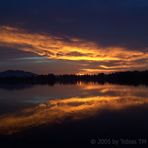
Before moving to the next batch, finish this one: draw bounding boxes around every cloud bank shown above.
[0,26,148,74]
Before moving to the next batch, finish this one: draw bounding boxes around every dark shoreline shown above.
[0,71,148,86]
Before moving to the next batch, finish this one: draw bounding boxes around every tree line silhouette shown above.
[0,70,148,86]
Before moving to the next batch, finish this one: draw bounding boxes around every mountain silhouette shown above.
[0,70,37,78]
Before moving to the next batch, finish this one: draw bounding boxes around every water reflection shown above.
[0,83,148,135]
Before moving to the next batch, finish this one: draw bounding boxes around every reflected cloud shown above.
[0,84,148,135]
[0,26,148,73]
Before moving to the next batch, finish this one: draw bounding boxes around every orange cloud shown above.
[0,26,148,73]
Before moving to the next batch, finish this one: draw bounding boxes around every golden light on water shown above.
[0,84,148,135]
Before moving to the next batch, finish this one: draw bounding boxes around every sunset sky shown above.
[0,0,148,74]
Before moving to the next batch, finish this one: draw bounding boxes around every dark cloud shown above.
[0,0,148,73]
[0,0,148,49]
[0,46,84,74]
[0,46,36,60]
[66,52,88,57]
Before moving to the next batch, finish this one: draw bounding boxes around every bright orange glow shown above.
[0,83,148,135]
[0,26,148,73]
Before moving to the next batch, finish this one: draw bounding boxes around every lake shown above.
[0,83,148,147]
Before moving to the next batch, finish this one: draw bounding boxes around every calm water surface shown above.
[0,83,148,146]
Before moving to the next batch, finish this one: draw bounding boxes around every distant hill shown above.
[0,70,38,78]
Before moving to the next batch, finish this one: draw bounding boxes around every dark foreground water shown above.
[0,83,148,147]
